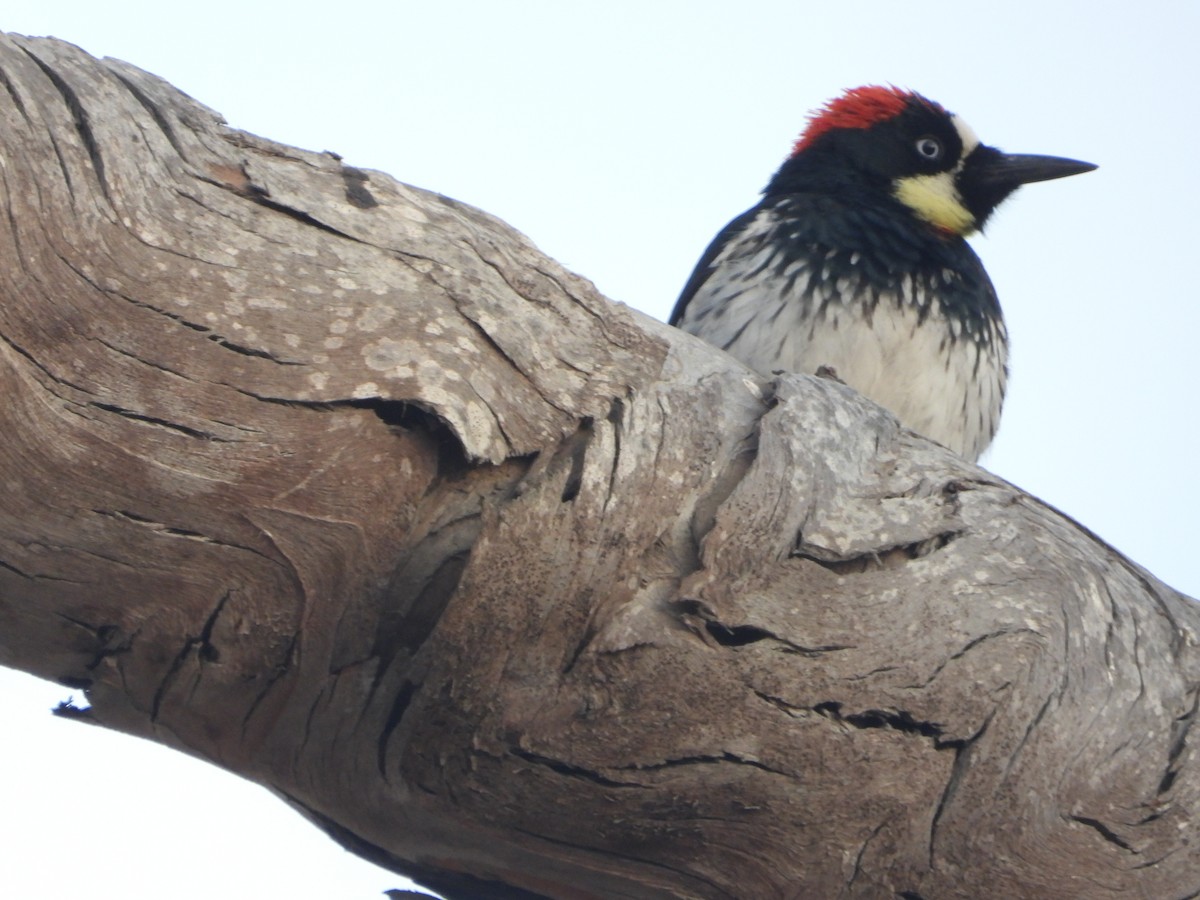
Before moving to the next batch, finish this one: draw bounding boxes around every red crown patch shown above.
[793,86,943,155]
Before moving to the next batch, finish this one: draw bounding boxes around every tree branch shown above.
[1,33,1197,898]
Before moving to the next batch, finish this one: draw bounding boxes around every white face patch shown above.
[951,115,981,156]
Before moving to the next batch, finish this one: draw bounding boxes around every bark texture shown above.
[1,33,1198,899]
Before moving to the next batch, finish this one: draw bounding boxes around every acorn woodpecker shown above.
[670,86,1095,460]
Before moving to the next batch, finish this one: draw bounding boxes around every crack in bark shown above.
[753,689,969,768]
[377,679,419,781]
[57,254,216,326]
[1127,598,1149,711]
[239,634,297,740]
[461,234,543,310]
[230,389,497,472]
[35,540,139,573]
[1003,689,1057,782]
[242,190,370,245]
[174,182,292,248]
[847,819,888,891]
[928,711,992,868]
[89,400,226,442]
[232,390,466,451]
[20,44,110,203]
[94,336,192,381]
[685,414,761,557]
[812,700,957,745]
[150,589,231,720]
[601,397,624,515]
[54,251,305,370]
[1098,577,1121,674]
[0,325,96,398]
[793,530,960,574]
[454,309,570,426]
[1159,685,1200,796]
[1070,815,1137,853]
[90,509,280,565]
[617,751,791,779]
[910,628,1037,691]
[512,748,647,788]
[0,557,82,583]
[395,553,473,656]
[0,61,30,121]
[671,598,849,655]
[557,417,593,503]
[704,618,851,655]
[433,254,602,427]
[207,333,305,365]
[107,69,186,160]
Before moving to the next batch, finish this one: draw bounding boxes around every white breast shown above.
[676,214,1007,460]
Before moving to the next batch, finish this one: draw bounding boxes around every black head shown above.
[767,86,1096,235]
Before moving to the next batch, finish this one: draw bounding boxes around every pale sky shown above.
[2,3,1197,898]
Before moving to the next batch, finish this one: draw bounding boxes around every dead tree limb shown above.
[0,33,1197,899]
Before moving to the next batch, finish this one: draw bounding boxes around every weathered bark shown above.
[1,32,1197,899]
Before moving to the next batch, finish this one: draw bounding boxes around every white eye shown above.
[915,136,943,160]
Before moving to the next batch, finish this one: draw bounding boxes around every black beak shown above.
[981,152,1098,190]
[959,147,1096,227]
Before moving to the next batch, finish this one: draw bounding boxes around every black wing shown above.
[668,206,762,326]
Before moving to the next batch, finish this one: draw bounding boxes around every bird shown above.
[669,85,1095,461]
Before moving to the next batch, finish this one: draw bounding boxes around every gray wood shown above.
[1,32,1197,899]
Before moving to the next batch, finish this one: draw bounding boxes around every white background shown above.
[1,2,1197,898]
